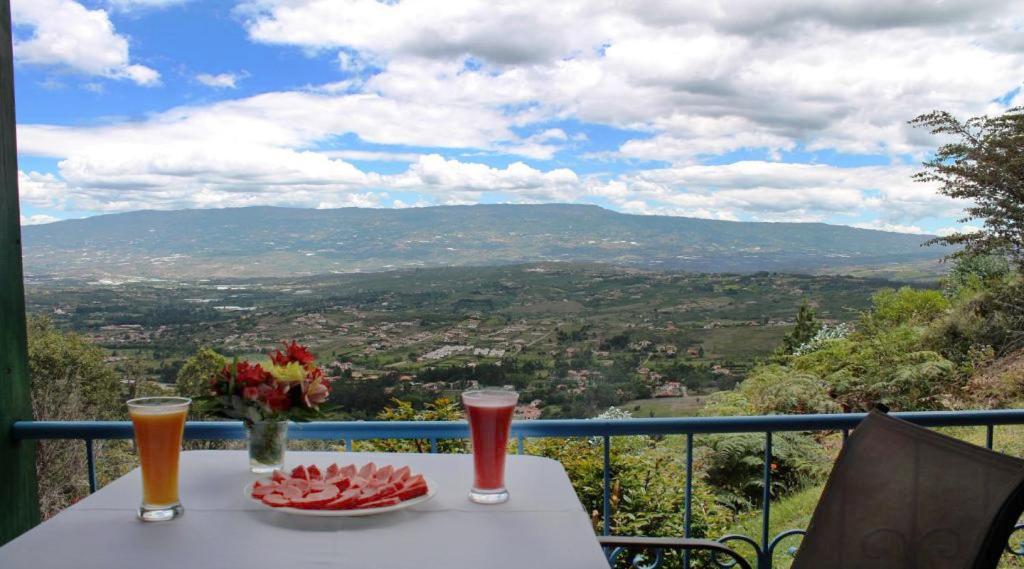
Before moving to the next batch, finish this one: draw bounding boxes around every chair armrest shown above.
[598,536,753,569]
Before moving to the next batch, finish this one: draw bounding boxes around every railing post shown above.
[683,433,693,569]
[602,435,611,536]
[0,0,40,545]
[85,440,97,494]
[761,432,773,569]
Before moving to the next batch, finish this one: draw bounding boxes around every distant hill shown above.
[20,204,948,279]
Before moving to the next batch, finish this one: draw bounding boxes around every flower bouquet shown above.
[200,341,332,472]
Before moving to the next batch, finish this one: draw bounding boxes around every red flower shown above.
[220,361,272,388]
[242,386,260,400]
[270,341,316,367]
[262,387,292,412]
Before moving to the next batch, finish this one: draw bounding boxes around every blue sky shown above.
[11,0,1024,234]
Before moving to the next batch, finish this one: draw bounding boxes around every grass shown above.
[696,327,789,360]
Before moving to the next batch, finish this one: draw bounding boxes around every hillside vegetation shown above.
[21,204,946,279]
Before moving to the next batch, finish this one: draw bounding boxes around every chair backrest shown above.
[793,411,1024,569]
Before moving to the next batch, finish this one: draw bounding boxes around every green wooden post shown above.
[0,0,40,546]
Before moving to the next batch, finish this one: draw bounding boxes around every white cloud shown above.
[239,0,1024,163]
[387,154,579,202]
[196,71,247,89]
[18,171,69,209]
[20,214,60,225]
[935,225,982,237]
[584,161,961,223]
[12,0,160,86]
[852,221,925,234]
[17,0,1022,229]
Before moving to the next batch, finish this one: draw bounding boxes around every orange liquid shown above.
[130,408,187,506]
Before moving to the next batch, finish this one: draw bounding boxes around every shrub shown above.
[698,432,830,514]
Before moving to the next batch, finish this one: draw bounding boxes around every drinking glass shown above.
[462,389,518,504]
[127,397,190,521]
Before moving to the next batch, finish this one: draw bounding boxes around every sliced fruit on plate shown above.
[306,464,323,481]
[360,496,401,509]
[325,463,340,478]
[357,462,376,479]
[391,466,411,483]
[291,486,340,509]
[252,463,430,512]
[373,465,393,482]
[251,483,277,498]
[324,475,351,492]
[262,494,291,508]
[284,478,310,493]
[325,488,362,510]
[280,485,304,501]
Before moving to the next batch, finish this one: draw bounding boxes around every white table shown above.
[0,450,610,569]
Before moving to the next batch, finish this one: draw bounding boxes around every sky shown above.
[10,0,1024,234]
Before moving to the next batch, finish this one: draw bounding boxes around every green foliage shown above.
[793,325,958,411]
[26,316,123,518]
[910,107,1024,266]
[527,434,730,560]
[927,277,1024,365]
[175,347,228,403]
[716,365,840,416]
[361,398,466,453]
[944,253,1013,298]
[861,286,949,330]
[698,432,829,513]
[780,301,821,354]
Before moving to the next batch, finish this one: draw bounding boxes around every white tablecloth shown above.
[0,450,610,569]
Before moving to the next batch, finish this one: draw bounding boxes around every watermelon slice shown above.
[339,464,357,478]
[271,470,288,483]
[357,462,377,479]
[391,466,411,483]
[251,483,278,498]
[308,479,327,492]
[262,494,291,508]
[325,475,351,492]
[396,477,427,501]
[373,465,394,482]
[325,488,362,510]
[360,496,401,509]
[290,465,310,481]
[306,465,323,481]
[280,485,304,501]
[325,463,340,478]
[291,486,340,509]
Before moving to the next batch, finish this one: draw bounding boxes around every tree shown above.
[910,107,1024,266]
[175,347,228,402]
[780,301,820,354]
[26,316,123,518]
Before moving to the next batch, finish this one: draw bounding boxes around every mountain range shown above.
[20,204,947,280]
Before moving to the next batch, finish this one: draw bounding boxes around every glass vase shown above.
[247,420,288,473]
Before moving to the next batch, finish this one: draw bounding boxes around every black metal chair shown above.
[599,411,1024,568]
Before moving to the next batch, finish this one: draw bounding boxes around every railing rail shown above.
[12,408,1024,569]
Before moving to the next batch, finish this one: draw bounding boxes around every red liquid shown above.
[466,401,515,490]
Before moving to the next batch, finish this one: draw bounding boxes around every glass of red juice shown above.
[462,389,519,504]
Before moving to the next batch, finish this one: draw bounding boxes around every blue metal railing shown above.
[12,409,1024,569]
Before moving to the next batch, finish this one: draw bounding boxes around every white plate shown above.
[245,475,436,517]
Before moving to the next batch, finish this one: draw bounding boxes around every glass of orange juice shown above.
[128,397,190,522]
